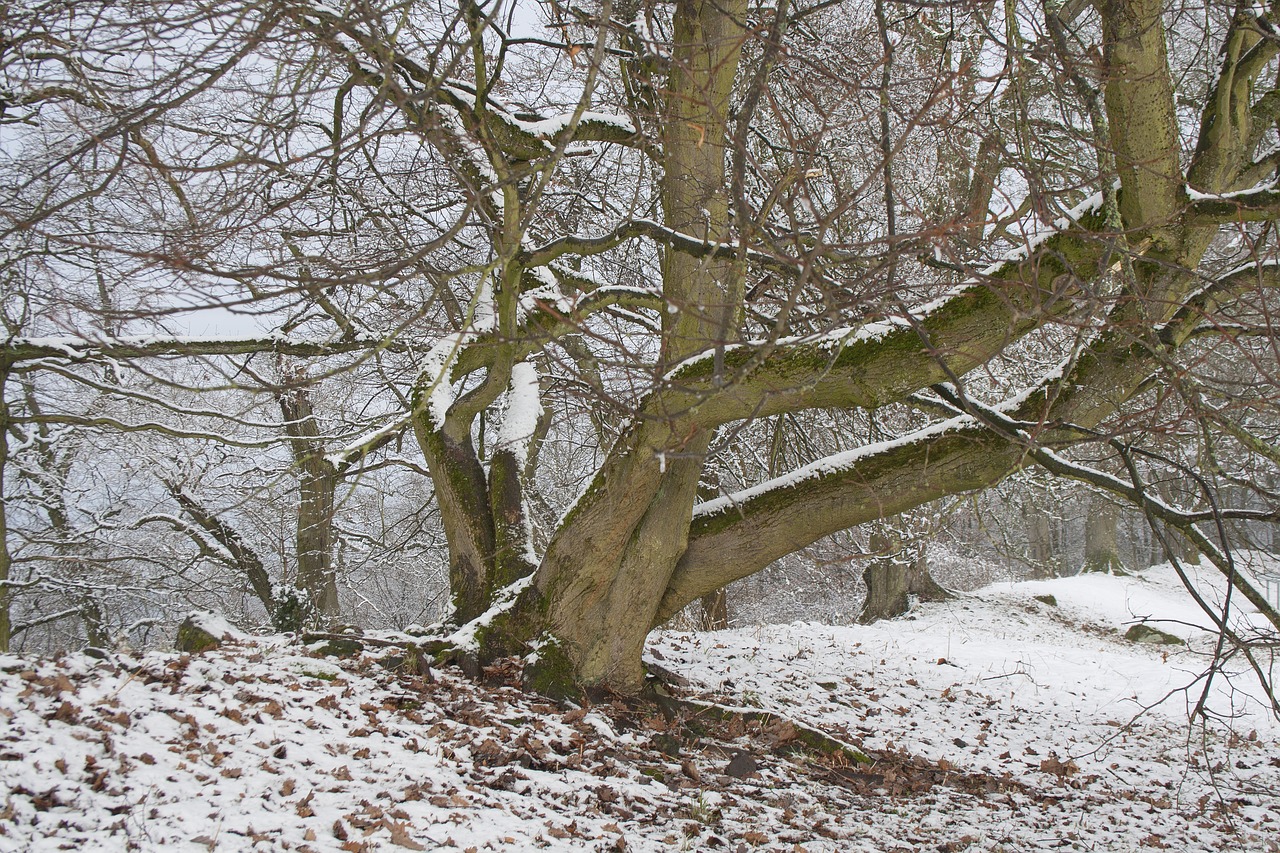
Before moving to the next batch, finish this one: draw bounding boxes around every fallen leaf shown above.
[383,819,426,850]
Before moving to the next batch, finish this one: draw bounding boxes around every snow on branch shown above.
[323,413,413,472]
[1,333,407,367]
[1187,182,1280,223]
[693,415,976,521]
[493,361,542,459]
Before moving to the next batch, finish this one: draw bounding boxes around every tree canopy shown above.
[2,0,1280,696]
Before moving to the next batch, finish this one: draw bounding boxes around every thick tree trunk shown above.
[533,424,713,692]
[1083,497,1126,574]
[510,0,749,694]
[858,529,947,623]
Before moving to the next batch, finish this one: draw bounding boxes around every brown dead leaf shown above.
[295,790,315,818]
[52,701,79,724]
[383,819,426,850]
[281,778,296,796]
[768,720,797,744]
[1039,755,1079,778]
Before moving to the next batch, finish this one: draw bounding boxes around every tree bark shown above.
[1026,505,1057,578]
[700,588,729,630]
[858,528,947,623]
[280,385,340,618]
[517,0,749,693]
[1082,496,1125,574]
[0,370,10,652]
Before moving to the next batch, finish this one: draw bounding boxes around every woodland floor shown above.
[1,562,1278,852]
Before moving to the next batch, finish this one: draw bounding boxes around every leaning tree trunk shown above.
[165,482,307,631]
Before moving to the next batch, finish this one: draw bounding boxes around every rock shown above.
[175,618,219,653]
[175,611,246,653]
[302,633,365,658]
[1124,624,1183,645]
[724,751,757,778]
[1033,594,1057,607]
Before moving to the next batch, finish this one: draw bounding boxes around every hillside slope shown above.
[1,562,1277,852]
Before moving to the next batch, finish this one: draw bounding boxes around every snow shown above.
[1186,180,1278,202]
[185,610,248,642]
[514,112,636,140]
[494,362,542,458]
[0,563,1276,851]
[979,187,1110,277]
[416,281,496,430]
[695,415,975,518]
[445,574,536,652]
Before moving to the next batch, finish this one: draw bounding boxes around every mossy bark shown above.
[416,424,496,624]
[280,385,340,618]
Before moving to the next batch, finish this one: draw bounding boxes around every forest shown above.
[3,0,1280,700]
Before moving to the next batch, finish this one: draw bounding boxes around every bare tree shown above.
[1,0,1278,707]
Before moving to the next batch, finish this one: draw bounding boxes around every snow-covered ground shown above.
[1,563,1277,851]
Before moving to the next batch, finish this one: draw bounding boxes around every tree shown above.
[3,0,1280,701]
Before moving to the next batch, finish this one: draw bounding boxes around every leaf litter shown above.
[0,562,1276,851]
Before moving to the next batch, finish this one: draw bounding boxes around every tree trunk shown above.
[700,588,729,630]
[1026,505,1056,578]
[0,372,10,653]
[509,0,750,694]
[280,385,341,619]
[1083,496,1126,574]
[858,528,948,623]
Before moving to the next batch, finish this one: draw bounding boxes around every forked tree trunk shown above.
[515,0,749,693]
